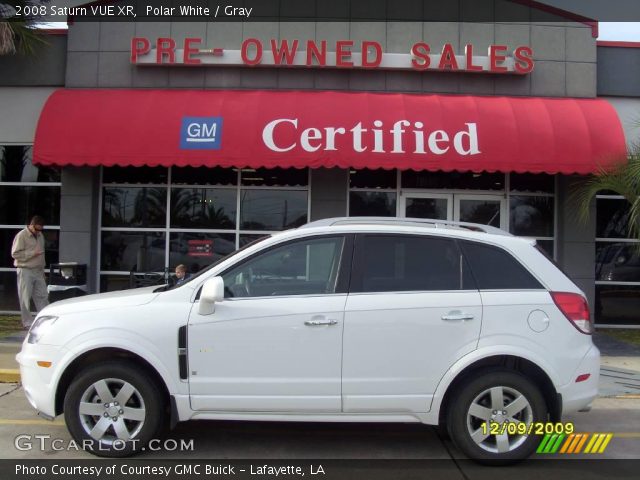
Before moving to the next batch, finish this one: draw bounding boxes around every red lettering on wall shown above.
[130,37,150,63]
[183,38,202,65]
[156,38,176,64]
[464,44,483,71]
[241,38,263,65]
[438,44,459,70]
[410,42,431,70]
[514,46,535,74]
[271,39,299,65]
[336,40,354,67]
[306,40,327,66]
[489,45,508,73]
[362,41,383,68]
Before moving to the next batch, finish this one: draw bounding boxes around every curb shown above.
[0,369,20,383]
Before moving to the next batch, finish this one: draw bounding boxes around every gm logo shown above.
[180,117,223,150]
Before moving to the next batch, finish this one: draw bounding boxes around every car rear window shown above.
[460,241,543,290]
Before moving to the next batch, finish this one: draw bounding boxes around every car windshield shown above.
[155,235,271,292]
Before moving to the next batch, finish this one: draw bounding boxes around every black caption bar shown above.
[2,459,639,480]
[7,0,640,23]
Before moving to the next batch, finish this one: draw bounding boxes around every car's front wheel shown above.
[446,370,548,464]
[63,361,165,457]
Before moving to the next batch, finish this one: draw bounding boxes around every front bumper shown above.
[558,344,600,415]
[16,342,68,419]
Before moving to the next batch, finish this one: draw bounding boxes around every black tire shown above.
[63,360,166,457]
[446,369,548,465]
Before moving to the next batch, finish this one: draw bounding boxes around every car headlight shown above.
[27,316,59,344]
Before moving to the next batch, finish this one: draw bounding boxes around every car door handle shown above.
[441,312,475,321]
[305,318,338,326]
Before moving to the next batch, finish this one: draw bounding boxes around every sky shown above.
[598,23,640,41]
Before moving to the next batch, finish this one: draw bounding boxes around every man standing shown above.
[11,215,49,328]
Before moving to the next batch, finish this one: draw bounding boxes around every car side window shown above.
[351,234,471,293]
[460,241,544,290]
[221,236,346,298]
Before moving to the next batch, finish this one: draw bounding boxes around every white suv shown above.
[18,217,599,463]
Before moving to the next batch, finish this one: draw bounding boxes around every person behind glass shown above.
[11,215,49,329]
[175,264,191,286]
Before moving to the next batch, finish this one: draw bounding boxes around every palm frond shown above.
[571,147,640,247]
[8,20,48,55]
[0,21,15,54]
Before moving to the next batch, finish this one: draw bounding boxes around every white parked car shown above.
[18,217,599,463]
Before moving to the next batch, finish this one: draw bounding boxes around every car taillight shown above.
[551,292,593,335]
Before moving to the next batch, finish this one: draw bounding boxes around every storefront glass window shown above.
[510,173,555,193]
[595,195,640,326]
[101,231,166,272]
[350,169,397,189]
[0,146,60,182]
[241,168,308,187]
[169,232,237,272]
[509,196,554,237]
[172,166,237,186]
[170,188,236,229]
[0,185,61,225]
[240,190,308,230]
[102,166,168,184]
[0,145,61,312]
[402,171,505,190]
[595,285,640,326]
[349,191,397,217]
[99,166,308,292]
[405,197,448,219]
[240,234,271,248]
[102,187,167,228]
[596,242,640,283]
[596,198,631,239]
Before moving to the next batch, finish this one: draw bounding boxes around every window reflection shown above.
[101,231,166,272]
[170,188,236,229]
[596,243,640,282]
[596,199,631,239]
[349,191,397,217]
[509,196,554,237]
[0,186,61,225]
[102,187,167,228]
[169,232,236,272]
[0,146,61,182]
[240,190,307,230]
[595,285,640,325]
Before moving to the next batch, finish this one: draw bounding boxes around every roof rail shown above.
[300,217,512,236]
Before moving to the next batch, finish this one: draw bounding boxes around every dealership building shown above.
[0,0,639,326]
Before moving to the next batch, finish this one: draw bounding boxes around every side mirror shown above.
[198,276,225,316]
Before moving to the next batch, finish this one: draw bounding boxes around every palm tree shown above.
[0,1,49,56]
[572,143,640,242]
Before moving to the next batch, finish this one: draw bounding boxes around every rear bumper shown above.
[558,345,600,415]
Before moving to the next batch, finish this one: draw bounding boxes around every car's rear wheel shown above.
[63,361,165,457]
[446,370,548,464]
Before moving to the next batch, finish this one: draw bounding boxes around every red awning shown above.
[34,89,627,174]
